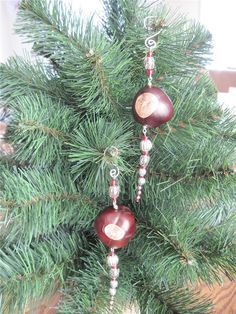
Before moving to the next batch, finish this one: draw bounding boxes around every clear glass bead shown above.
[140,155,150,167]
[109,185,120,199]
[107,254,119,267]
[140,139,152,152]
[144,56,155,69]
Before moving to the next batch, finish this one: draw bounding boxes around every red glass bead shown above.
[147,51,154,57]
[147,69,154,76]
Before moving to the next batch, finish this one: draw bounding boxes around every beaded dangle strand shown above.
[135,46,155,202]
[134,17,174,202]
[95,160,136,311]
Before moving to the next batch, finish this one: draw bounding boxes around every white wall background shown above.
[165,0,236,70]
[0,0,103,63]
[0,0,23,63]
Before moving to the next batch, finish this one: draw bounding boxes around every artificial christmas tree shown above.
[0,0,235,313]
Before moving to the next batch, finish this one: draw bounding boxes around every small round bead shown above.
[140,155,150,167]
[137,185,142,191]
[110,280,118,289]
[138,177,146,186]
[110,300,114,305]
[137,190,142,196]
[140,139,153,152]
[107,254,119,267]
[109,288,117,296]
[110,268,120,279]
[139,168,147,177]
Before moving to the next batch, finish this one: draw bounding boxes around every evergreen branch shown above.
[148,164,236,183]
[0,192,91,210]
[1,168,98,243]
[149,121,235,179]
[17,120,66,139]
[128,189,236,286]
[67,117,136,197]
[102,0,144,41]
[17,0,133,115]
[91,52,117,110]
[60,41,133,115]
[135,279,212,314]
[0,55,67,102]
[0,227,82,313]
[17,0,90,55]
[126,176,236,286]
[9,93,77,166]
[159,74,218,126]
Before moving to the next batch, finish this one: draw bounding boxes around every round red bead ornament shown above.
[132,85,174,128]
[95,205,136,249]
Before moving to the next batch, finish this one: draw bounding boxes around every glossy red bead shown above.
[132,85,174,128]
[95,205,136,249]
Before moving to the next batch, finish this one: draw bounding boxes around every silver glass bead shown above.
[109,288,117,296]
[140,155,150,167]
[110,268,120,279]
[140,139,152,152]
[107,254,119,267]
[138,177,146,185]
[139,167,147,176]
[110,280,118,289]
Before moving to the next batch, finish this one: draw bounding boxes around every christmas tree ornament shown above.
[95,162,136,310]
[133,16,174,202]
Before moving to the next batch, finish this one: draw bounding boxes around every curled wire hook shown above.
[110,165,120,179]
[144,16,163,49]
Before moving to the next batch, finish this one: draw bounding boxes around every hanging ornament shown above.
[132,16,174,202]
[95,161,136,310]
[95,205,136,249]
[132,85,174,128]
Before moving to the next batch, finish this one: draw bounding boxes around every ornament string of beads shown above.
[94,15,174,311]
[133,16,174,203]
[95,162,136,311]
